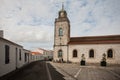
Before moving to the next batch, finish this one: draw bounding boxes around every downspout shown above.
[67,45,68,63]
[16,48,18,69]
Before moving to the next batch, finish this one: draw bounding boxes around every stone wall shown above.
[54,45,68,62]
[68,44,120,64]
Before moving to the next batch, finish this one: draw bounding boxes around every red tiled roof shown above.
[31,52,41,55]
[69,35,120,44]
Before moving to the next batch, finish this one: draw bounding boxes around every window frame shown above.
[89,49,94,58]
[19,49,22,61]
[58,50,63,58]
[73,49,78,58]
[59,28,63,36]
[25,53,27,62]
[5,45,10,64]
[107,49,113,58]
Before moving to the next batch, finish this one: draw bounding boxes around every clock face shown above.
[60,12,64,17]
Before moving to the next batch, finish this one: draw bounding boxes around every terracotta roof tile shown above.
[31,52,41,55]
[69,35,120,44]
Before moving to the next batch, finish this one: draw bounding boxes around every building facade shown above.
[32,48,53,61]
[0,36,25,76]
[54,5,120,64]
[0,31,40,77]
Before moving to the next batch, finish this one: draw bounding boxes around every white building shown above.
[33,48,53,60]
[24,49,31,64]
[0,31,32,77]
[31,51,44,61]
[0,31,53,77]
[54,5,120,64]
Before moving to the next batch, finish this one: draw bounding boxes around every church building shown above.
[53,5,120,64]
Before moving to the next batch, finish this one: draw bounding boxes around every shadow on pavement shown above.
[0,61,38,80]
[47,62,65,80]
[0,61,65,80]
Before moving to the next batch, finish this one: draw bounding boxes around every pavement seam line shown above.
[56,66,78,80]
[74,68,81,78]
[107,70,120,79]
[98,67,120,79]
[46,62,52,80]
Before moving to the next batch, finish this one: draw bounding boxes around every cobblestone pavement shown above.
[50,62,120,80]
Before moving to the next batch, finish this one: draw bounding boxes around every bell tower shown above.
[54,4,70,62]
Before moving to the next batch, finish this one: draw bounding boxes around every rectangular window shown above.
[5,45,10,64]
[31,54,32,60]
[19,49,21,60]
[25,53,27,62]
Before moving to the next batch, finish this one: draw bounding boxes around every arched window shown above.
[58,50,62,58]
[107,49,113,58]
[73,50,77,57]
[59,28,63,36]
[89,49,94,58]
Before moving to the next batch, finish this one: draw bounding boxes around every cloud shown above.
[69,0,120,36]
[0,0,120,50]
[0,18,53,42]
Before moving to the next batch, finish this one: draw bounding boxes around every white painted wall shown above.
[0,38,23,76]
[23,49,31,65]
[17,48,25,68]
[0,38,44,77]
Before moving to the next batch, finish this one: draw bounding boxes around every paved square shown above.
[50,62,120,80]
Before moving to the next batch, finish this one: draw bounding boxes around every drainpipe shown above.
[67,44,69,63]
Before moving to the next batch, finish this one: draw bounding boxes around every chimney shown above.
[0,30,3,38]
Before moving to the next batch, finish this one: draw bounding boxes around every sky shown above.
[0,0,120,50]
